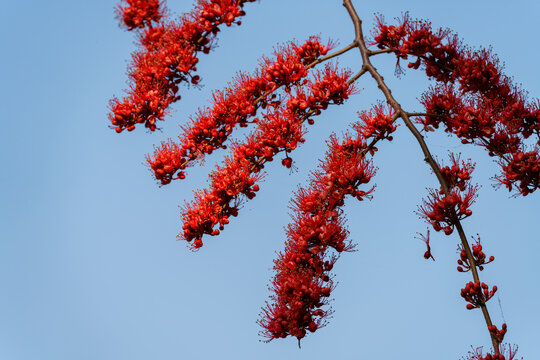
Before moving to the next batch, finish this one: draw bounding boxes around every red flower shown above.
[416,230,435,261]
[460,280,497,310]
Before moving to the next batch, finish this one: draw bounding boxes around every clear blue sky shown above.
[1,1,539,359]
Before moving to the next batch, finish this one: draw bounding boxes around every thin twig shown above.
[368,48,396,56]
[309,43,358,67]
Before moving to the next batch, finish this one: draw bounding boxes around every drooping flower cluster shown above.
[457,235,494,272]
[109,0,256,133]
[259,136,375,342]
[371,15,540,196]
[147,37,332,185]
[419,155,478,235]
[259,106,397,342]
[180,65,355,249]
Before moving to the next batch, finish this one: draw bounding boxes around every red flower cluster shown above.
[116,0,165,30]
[461,280,497,310]
[370,13,408,51]
[488,323,508,344]
[420,84,540,196]
[464,344,520,360]
[259,133,376,342]
[370,14,459,80]
[419,186,477,235]
[371,15,540,196]
[109,0,256,133]
[457,235,494,272]
[147,38,332,185]
[179,65,354,249]
[355,103,397,141]
[497,150,540,196]
[421,86,496,140]
[259,105,398,342]
[439,153,475,191]
[419,155,478,235]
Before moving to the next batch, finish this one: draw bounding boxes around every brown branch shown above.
[348,67,368,85]
[342,0,500,353]
[368,48,396,56]
[308,42,358,67]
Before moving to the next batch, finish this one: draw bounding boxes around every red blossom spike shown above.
[109,0,257,133]
[179,65,355,248]
[146,37,333,184]
[259,128,379,342]
[259,104,396,342]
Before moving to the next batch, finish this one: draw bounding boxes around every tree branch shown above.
[342,0,500,353]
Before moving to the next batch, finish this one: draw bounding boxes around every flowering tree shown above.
[109,1,539,358]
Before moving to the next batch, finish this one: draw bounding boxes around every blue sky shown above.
[1,1,539,359]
